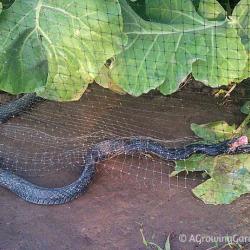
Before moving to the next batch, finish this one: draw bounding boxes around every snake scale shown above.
[0,95,249,205]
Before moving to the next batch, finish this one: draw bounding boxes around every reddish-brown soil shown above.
[0,83,249,250]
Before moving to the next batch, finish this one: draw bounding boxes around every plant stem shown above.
[224,84,236,98]
[225,0,232,15]
[234,112,250,135]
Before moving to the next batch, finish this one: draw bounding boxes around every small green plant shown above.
[140,228,247,250]
[140,228,171,250]
[206,238,245,249]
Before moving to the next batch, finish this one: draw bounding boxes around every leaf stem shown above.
[234,112,250,135]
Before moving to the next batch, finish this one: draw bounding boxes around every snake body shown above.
[1,137,249,205]
[0,93,42,123]
[0,95,249,205]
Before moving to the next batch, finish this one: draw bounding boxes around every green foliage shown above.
[0,0,126,101]
[112,0,209,95]
[173,110,250,204]
[0,0,249,101]
[191,121,236,143]
[192,0,248,86]
[174,153,250,204]
[232,0,250,81]
[140,228,172,250]
[197,0,227,20]
[113,0,247,95]
[192,164,250,204]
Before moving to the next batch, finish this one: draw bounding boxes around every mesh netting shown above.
[0,0,249,100]
[0,0,249,206]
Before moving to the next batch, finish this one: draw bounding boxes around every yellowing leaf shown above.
[191,121,236,143]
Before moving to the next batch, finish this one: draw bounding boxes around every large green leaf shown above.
[113,0,247,96]
[145,0,210,95]
[191,25,247,87]
[0,0,48,94]
[111,0,208,96]
[174,152,250,204]
[232,0,250,80]
[146,0,247,89]
[0,0,126,101]
[187,0,248,87]
[0,0,248,98]
[146,0,226,95]
[232,0,250,45]
[197,154,250,205]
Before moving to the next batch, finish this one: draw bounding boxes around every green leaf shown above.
[145,0,209,95]
[232,0,250,81]
[111,0,208,96]
[241,101,250,114]
[0,1,48,94]
[192,25,248,87]
[174,154,250,204]
[146,0,247,90]
[171,154,213,176]
[192,172,250,205]
[173,98,250,205]
[0,0,126,101]
[232,0,250,44]
[164,235,171,250]
[193,154,250,204]
[174,118,250,204]
[112,0,247,96]
[197,0,226,21]
[190,121,236,143]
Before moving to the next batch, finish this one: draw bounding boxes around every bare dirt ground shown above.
[0,83,249,250]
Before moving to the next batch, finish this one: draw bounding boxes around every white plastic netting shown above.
[0,0,249,206]
[0,82,245,191]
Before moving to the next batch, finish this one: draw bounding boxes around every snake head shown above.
[228,136,248,152]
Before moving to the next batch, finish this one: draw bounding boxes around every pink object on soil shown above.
[229,136,248,151]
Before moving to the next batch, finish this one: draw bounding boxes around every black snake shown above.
[0,93,42,123]
[0,136,249,205]
[0,95,249,205]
